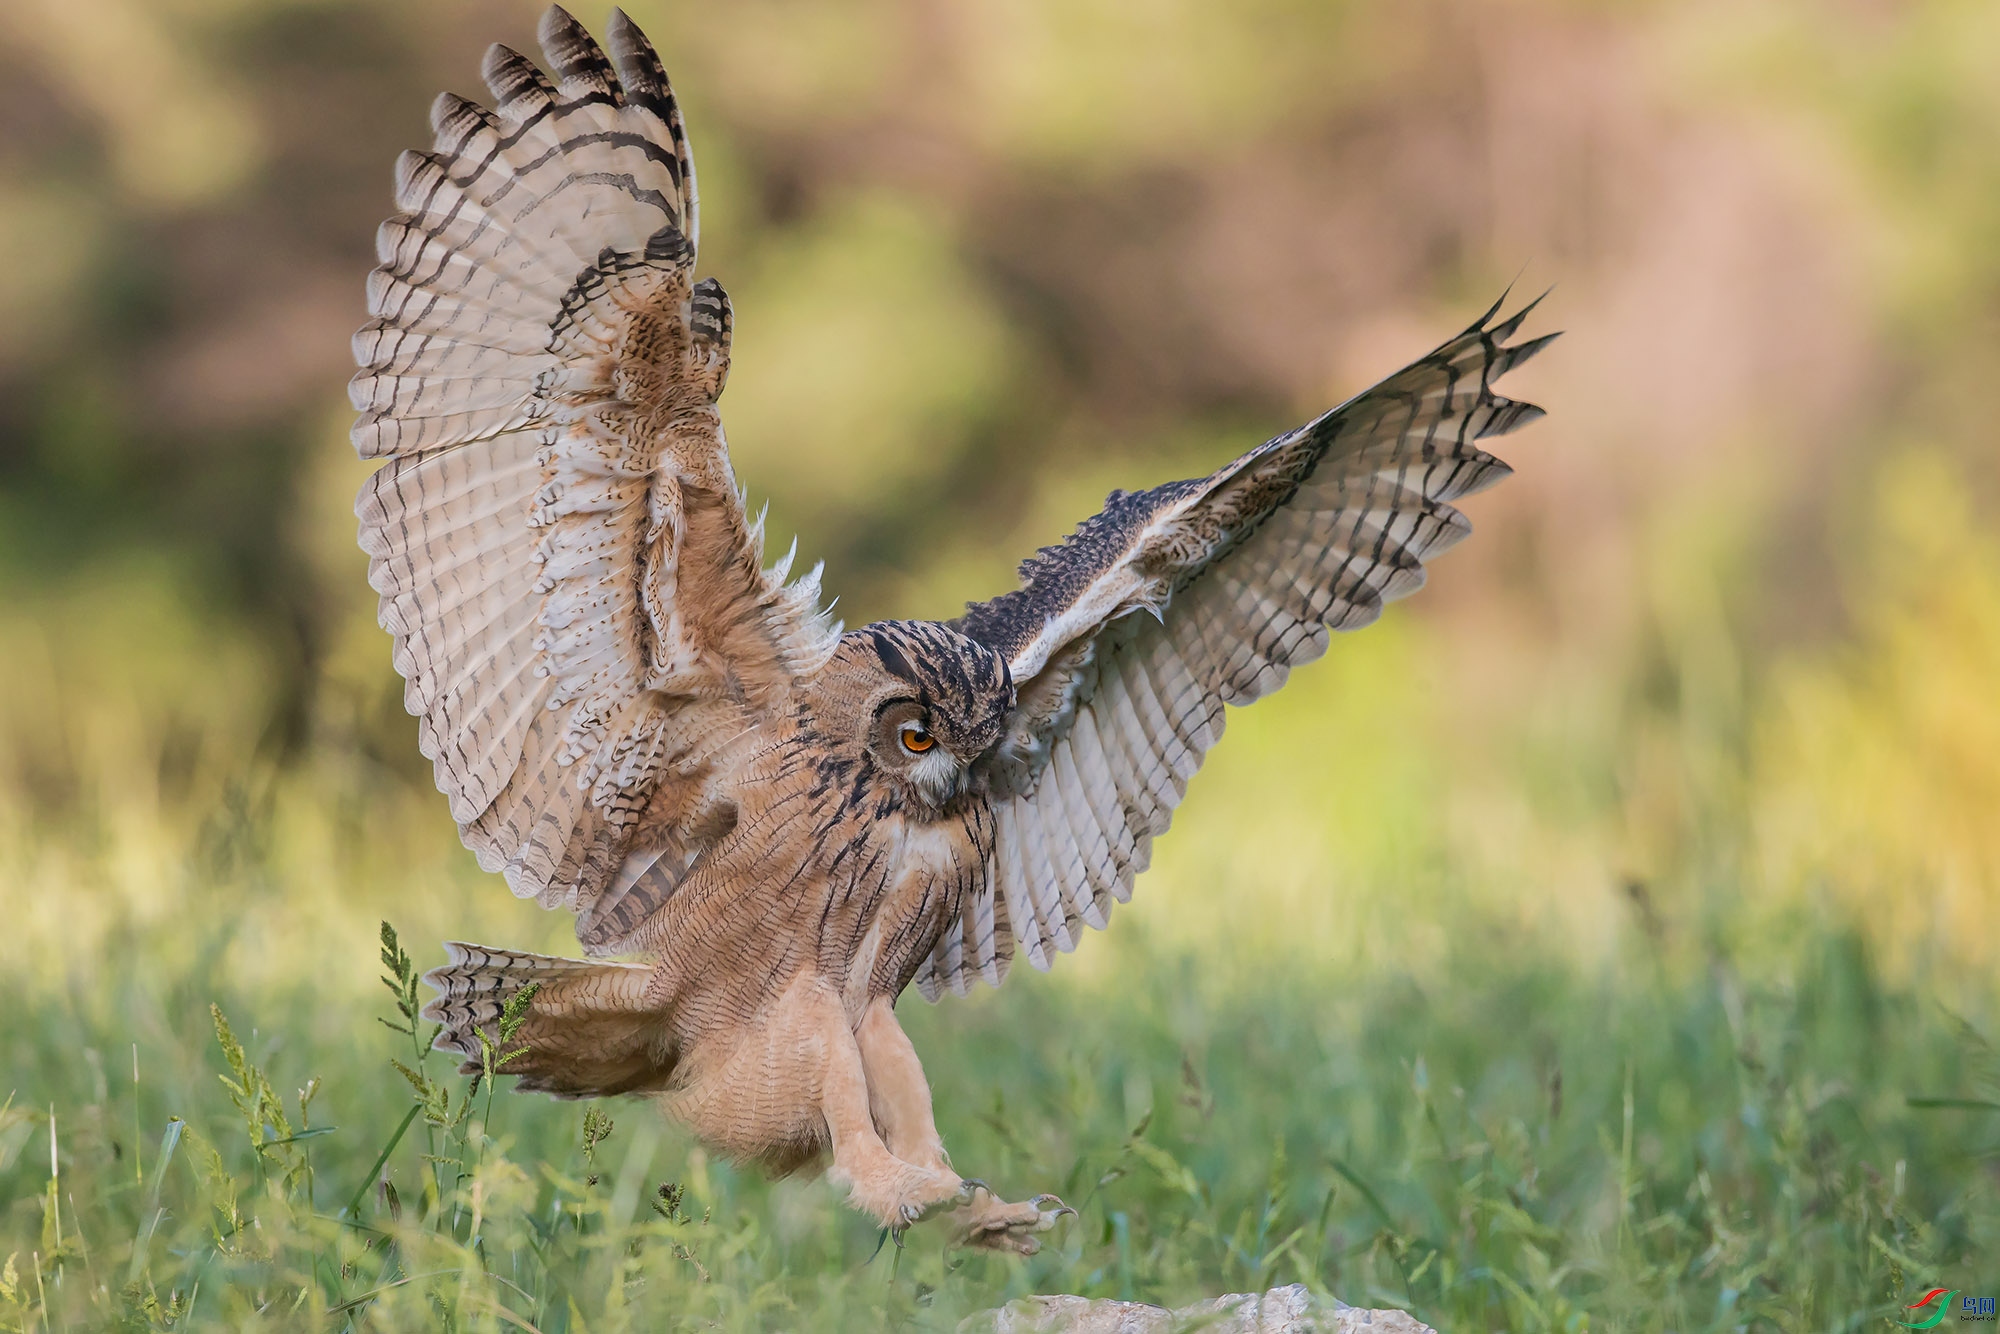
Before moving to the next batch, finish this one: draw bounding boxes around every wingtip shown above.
[1494,328,1562,378]
[481,40,554,110]
[1476,398,1547,439]
[1490,284,1556,342]
[1472,285,1513,331]
[605,6,667,89]
[479,40,517,81]
[1472,280,1556,341]
[537,4,582,47]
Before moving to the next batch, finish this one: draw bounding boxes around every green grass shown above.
[3,877,1995,1331]
[7,544,2000,1330]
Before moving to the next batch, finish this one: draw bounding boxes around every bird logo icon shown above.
[1900,1289,1957,1329]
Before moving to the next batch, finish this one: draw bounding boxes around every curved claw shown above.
[947,1188,1077,1255]
[1030,1194,1078,1224]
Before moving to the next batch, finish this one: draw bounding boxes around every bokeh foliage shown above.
[2,0,1999,1328]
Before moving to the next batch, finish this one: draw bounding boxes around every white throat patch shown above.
[909,747,965,807]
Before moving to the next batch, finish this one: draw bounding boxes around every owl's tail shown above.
[421,942,676,1098]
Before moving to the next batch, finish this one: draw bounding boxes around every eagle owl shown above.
[351,7,1554,1252]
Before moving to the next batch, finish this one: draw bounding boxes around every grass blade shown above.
[125,1117,184,1285]
[340,1103,420,1224]
[257,1126,339,1149]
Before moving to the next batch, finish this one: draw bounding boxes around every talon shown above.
[958,1177,989,1200]
[1032,1194,1077,1222]
[944,1185,1075,1254]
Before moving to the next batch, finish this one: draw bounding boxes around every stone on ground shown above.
[961,1283,1435,1333]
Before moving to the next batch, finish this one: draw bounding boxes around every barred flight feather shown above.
[925,296,1556,996]
[351,7,835,930]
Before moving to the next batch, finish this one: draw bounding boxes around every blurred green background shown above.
[2,0,1999,1329]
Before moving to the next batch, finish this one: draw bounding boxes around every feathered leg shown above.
[808,989,974,1231]
[855,999,951,1168]
[854,998,1072,1254]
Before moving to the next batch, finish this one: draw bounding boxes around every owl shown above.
[351,7,1554,1252]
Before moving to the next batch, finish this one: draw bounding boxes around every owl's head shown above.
[814,621,1014,812]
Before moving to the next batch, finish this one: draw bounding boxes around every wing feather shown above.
[974,872,1009,985]
[351,7,837,936]
[993,804,1048,970]
[923,297,1555,991]
[1067,705,1140,886]
[1096,661,1173,837]
[1023,780,1079,956]
[1035,765,1094,944]
[1050,739,1116,928]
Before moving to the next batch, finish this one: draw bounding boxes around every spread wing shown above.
[350,7,838,951]
[916,297,1556,997]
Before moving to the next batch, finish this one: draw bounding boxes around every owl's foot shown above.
[947,1187,1075,1255]
[840,1160,977,1233]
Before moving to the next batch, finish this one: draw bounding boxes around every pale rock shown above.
[961,1283,1436,1333]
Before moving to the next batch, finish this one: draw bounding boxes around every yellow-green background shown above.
[1,1,1997,1329]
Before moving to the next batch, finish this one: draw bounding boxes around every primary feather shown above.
[923,298,1557,993]
[352,7,836,927]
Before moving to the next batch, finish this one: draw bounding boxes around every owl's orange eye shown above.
[899,721,936,754]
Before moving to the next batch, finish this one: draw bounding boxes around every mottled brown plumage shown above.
[352,7,1555,1250]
